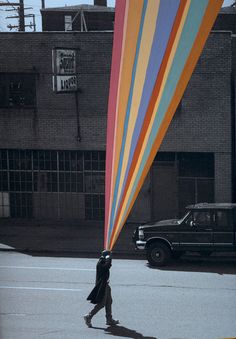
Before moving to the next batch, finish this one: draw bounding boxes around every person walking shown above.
[84,250,119,327]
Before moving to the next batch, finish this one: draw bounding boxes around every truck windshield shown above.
[177,211,190,224]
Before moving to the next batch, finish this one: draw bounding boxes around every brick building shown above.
[0,4,235,223]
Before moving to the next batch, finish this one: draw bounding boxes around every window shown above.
[65,15,72,31]
[0,149,106,219]
[0,171,8,191]
[85,194,104,220]
[0,73,36,108]
[215,210,232,230]
[178,153,214,178]
[9,150,32,171]
[193,211,212,226]
[37,151,54,170]
[10,193,32,218]
[84,151,105,219]
[33,150,57,171]
[0,192,10,217]
[85,173,105,193]
[0,150,7,170]
[154,152,175,163]
[59,172,83,192]
[84,151,105,171]
[58,151,83,192]
[185,211,212,228]
[178,153,215,217]
[9,171,32,192]
[84,151,105,193]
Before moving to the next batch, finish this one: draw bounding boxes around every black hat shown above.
[101,250,112,258]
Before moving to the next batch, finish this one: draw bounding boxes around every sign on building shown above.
[52,48,78,93]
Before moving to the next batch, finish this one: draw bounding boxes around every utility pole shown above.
[0,0,36,31]
[18,0,25,31]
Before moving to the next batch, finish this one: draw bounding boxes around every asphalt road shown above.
[0,251,236,339]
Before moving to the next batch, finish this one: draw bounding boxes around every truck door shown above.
[180,210,213,250]
[213,210,234,250]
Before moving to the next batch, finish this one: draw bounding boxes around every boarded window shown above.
[0,73,36,108]
[64,15,72,31]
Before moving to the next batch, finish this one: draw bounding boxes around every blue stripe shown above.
[121,0,180,204]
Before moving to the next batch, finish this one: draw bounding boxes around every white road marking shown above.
[0,266,95,271]
[0,286,82,292]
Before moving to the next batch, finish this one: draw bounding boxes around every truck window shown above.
[193,211,211,226]
[214,210,232,230]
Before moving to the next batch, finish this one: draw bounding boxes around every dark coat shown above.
[87,256,111,304]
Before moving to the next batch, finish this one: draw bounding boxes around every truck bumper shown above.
[135,240,146,250]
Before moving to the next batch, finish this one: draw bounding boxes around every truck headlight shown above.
[138,229,144,240]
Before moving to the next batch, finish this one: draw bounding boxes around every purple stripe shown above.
[123,0,180,189]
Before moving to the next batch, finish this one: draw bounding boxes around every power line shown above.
[0,0,36,31]
[6,0,17,10]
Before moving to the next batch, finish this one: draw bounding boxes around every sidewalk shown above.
[1,219,235,261]
[0,218,143,258]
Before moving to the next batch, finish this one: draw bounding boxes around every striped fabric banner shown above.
[104,0,223,250]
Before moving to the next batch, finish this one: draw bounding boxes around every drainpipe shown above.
[75,92,81,142]
[231,73,236,202]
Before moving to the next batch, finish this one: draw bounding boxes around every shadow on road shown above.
[0,219,143,260]
[92,325,157,339]
[148,255,236,275]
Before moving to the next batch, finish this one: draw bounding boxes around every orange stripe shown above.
[109,0,223,249]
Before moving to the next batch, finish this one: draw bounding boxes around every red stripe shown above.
[104,0,127,248]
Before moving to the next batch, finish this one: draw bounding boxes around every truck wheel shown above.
[147,243,171,266]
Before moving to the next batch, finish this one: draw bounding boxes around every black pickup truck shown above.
[133,203,236,266]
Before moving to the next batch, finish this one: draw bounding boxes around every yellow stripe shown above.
[113,0,160,219]
[110,0,191,249]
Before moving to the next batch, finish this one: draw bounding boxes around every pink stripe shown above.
[104,0,126,248]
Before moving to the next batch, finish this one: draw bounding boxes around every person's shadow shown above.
[92,325,157,339]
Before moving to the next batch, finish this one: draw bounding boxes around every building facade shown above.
[0,9,235,222]
[41,1,114,32]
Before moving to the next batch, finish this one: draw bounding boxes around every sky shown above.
[0,0,234,32]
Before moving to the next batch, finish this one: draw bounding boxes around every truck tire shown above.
[147,242,171,266]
